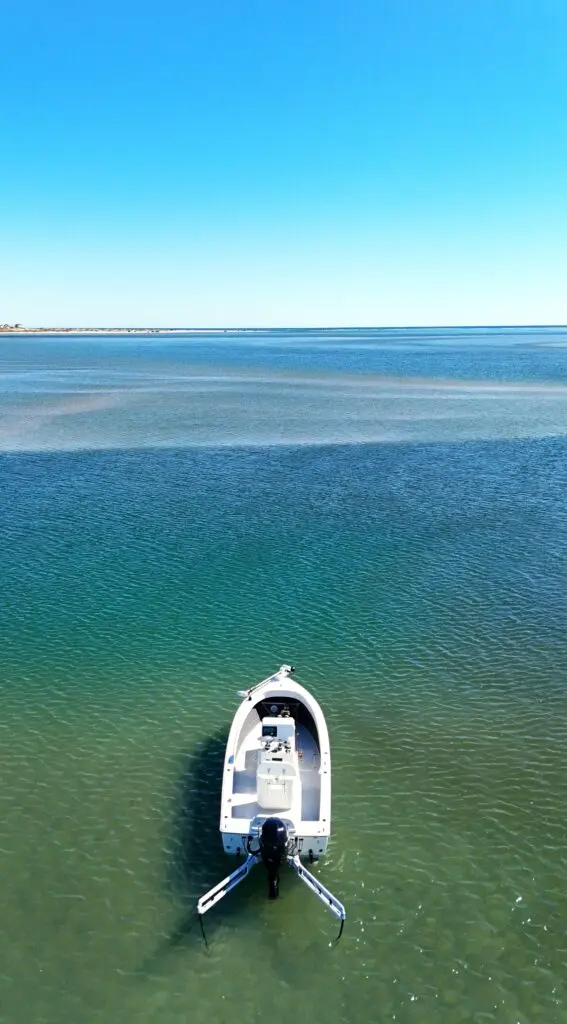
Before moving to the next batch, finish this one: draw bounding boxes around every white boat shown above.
[197,665,345,935]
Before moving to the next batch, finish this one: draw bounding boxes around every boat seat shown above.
[256,761,297,812]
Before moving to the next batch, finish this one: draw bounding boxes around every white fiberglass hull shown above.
[220,665,331,861]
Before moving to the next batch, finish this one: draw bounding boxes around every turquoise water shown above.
[1,328,567,1023]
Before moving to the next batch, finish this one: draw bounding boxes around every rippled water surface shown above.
[1,328,567,1023]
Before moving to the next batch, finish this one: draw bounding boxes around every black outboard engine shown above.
[259,817,289,899]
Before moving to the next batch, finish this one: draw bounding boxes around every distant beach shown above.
[0,325,247,335]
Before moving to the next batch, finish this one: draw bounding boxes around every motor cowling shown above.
[259,817,289,899]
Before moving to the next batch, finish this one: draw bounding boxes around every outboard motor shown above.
[259,817,289,899]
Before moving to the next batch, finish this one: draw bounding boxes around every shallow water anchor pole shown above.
[288,855,346,940]
[197,854,259,917]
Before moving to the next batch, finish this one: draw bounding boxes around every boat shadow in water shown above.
[169,729,229,906]
[144,730,259,967]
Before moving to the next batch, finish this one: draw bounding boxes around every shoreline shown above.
[2,324,567,337]
[0,327,247,335]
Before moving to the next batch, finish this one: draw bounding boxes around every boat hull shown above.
[222,830,329,859]
[220,666,332,861]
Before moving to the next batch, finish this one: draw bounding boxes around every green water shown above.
[1,331,567,1023]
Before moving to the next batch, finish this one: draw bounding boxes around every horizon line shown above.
[2,323,567,334]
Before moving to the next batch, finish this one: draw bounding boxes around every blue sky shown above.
[1,0,566,326]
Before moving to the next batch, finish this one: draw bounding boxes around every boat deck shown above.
[229,722,321,822]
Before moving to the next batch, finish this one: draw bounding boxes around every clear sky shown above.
[1,0,566,327]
